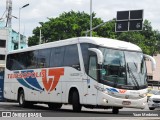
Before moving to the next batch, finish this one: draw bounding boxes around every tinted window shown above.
[63,45,80,70]
[0,40,6,48]
[80,43,97,72]
[50,47,65,67]
[38,48,51,68]
[0,55,5,60]
[7,53,26,70]
[89,56,97,80]
[26,51,38,69]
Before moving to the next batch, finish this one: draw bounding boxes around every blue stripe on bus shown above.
[21,70,43,91]
[14,71,42,91]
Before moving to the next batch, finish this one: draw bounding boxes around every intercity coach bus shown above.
[4,37,156,114]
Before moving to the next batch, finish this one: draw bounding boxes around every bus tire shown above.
[149,107,155,110]
[72,91,82,112]
[112,107,119,114]
[18,90,27,108]
[48,103,62,110]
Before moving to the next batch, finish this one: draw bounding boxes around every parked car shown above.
[147,89,159,101]
[148,91,160,110]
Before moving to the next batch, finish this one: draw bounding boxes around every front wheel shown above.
[149,107,155,110]
[72,91,82,112]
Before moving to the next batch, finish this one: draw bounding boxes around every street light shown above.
[18,3,29,49]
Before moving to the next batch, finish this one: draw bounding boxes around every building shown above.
[146,54,160,82]
[0,20,28,70]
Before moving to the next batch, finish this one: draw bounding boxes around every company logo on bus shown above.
[119,89,127,94]
[106,88,127,94]
[42,68,64,92]
[7,68,64,92]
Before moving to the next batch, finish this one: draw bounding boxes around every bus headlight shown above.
[103,98,108,103]
[139,93,147,98]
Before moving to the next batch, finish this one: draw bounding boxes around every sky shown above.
[0,0,160,37]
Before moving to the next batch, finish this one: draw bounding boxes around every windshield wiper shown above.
[127,63,140,89]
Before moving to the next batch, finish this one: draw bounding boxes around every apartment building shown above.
[146,54,160,81]
[0,20,28,70]
[0,28,7,70]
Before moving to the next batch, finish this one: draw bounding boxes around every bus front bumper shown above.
[97,92,147,109]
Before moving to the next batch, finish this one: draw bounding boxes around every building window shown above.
[14,43,18,50]
[147,76,153,80]
[0,55,5,60]
[0,40,6,48]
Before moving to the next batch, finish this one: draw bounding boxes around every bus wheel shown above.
[149,107,155,110]
[18,90,27,107]
[72,91,82,112]
[112,107,119,114]
[48,103,62,110]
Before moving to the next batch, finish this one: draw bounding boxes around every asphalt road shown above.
[0,102,160,119]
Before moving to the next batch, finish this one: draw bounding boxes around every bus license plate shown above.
[122,101,131,105]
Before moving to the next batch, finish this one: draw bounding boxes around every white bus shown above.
[4,37,156,114]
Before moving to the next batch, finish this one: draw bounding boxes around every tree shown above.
[28,11,160,55]
[116,20,160,55]
[29,11,103,45]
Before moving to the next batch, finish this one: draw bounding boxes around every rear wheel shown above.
[72,91,82,112]
[48,103,62,110]
[112,107,119,114]
[149,107,155,110]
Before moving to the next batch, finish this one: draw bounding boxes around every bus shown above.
[4,37,156,114]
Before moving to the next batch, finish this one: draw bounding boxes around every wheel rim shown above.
[19,93,24,105]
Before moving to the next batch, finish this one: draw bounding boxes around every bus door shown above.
[86,56,98,105]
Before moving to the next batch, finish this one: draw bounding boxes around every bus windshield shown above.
[99,48,147,90]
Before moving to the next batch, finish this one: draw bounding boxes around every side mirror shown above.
[88,48,103,64]
[144,54,156,71]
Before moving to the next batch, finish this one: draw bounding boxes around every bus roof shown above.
[8,37,142,54]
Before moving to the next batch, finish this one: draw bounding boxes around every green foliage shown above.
[28,11,160,55]
[117,20,160,55]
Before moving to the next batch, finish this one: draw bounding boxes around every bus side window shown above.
[80,43,97,73]
[6,55,11,70]
[7,54,26,70]
[88,56,97,80]
[50,47,65,67]
[63,45,80,71]
[27,51,38,69]
[38,48,51,68]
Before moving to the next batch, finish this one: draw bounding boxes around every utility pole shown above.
[18,3,29,49]
[90,0,92,37]
[6,0,12,28]
[39,29,41,44]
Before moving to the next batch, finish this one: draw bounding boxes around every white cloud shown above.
[0,0,160,37]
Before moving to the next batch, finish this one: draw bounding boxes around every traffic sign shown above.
[115,10,143,32]
[130,10,143,20]
[129,20,143,31]
[117,11,129,20]
[115,21,128,32]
